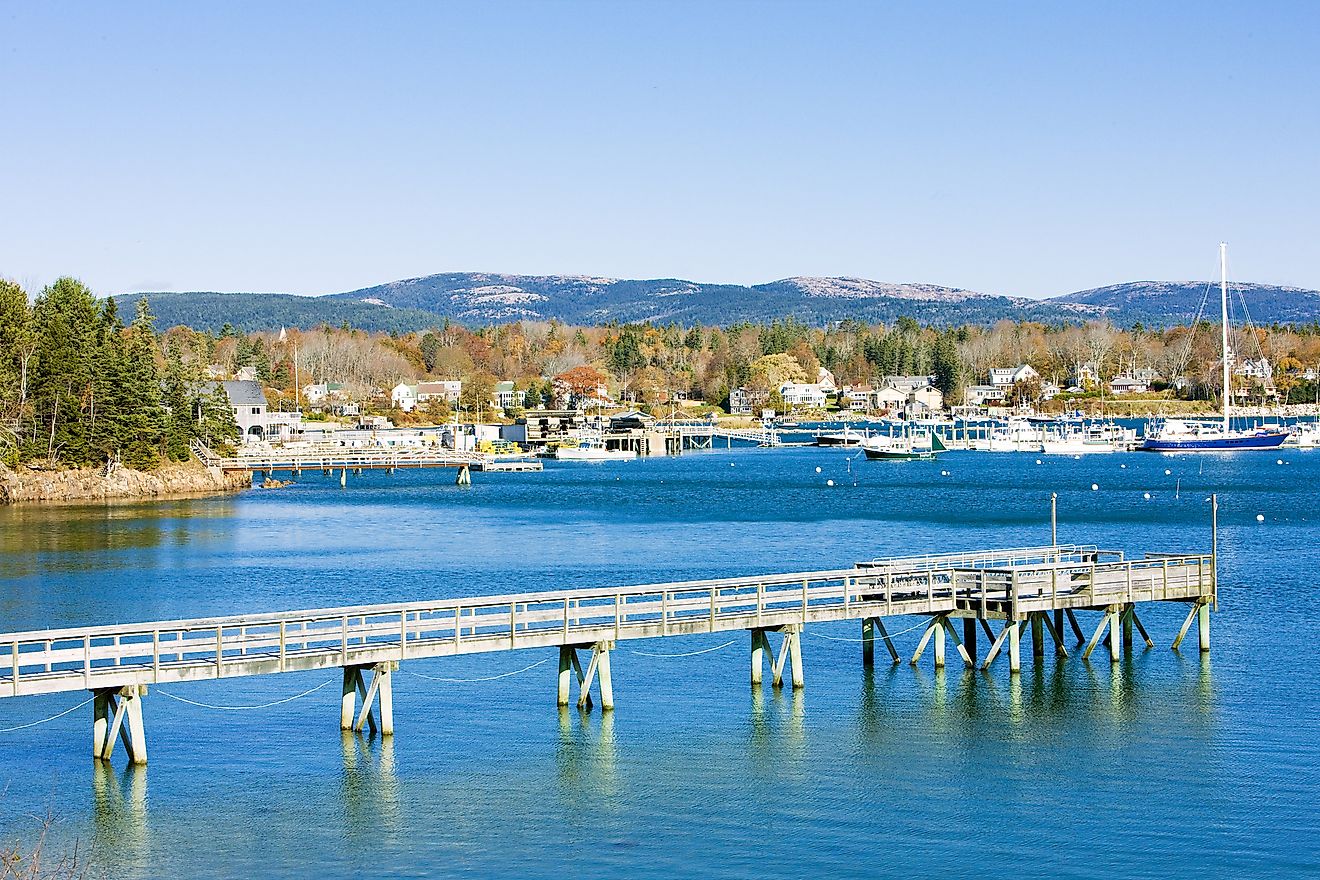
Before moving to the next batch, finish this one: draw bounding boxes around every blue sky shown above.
[1,1,1317,299]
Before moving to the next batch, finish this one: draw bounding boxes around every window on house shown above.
[251,407,261,415]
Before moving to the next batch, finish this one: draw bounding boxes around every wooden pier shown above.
[0,540,1215,765]
[191,441,543,483]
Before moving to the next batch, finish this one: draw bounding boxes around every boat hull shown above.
[1139,432,1288,452]
[863,448,934,460]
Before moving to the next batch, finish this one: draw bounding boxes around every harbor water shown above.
[1,448,1318,878]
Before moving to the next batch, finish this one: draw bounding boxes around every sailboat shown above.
[1140,244,1289,452]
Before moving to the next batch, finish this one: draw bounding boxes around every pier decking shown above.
[0,541,1215,765]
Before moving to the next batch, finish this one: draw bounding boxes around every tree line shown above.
[0,278,238,470]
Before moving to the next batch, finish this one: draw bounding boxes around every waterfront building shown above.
[391,380,463,412]
[1108,375,1150,395]
[493,381,518,410]
[216,380,302,444]
[779,382,828,409]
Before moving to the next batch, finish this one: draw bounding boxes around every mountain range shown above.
[121,273,1320,333]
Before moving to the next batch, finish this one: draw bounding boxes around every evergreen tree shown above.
[116,298,165,469]
[932,333,962,397]
[161,350,194,461]
[28,278,100,464]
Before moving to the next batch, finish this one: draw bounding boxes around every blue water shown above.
[1,448,1317,878]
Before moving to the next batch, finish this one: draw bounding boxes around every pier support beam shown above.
[1197,601,1210,653]
[456,465,472,486]
[911,615,974,670]
[558,642,614,710]
[1031,614,1044,659]
[1108,606,1123,664]
[750,626,803,689]
[866,617,900,665]
[92,685,147,765]
[1065,609,1086,645]
[963,618,978,662]
[1008,621,1021,673]
[340,467,347,488]
[343,662,395,735]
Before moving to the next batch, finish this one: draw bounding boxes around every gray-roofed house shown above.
[217,380,301,444]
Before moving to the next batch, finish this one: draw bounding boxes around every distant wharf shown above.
[0,528,1217,766]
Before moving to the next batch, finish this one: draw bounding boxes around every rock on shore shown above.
[0,460,251,504]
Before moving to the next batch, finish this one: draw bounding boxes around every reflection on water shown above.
[340,732,400,839]
[556,707,617,799]
[91,763,149,873]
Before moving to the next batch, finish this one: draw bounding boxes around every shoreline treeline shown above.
[6,276,1320,469]
[0,278,238,470]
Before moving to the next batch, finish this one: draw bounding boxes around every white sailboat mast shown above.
[1220,242,1231,432]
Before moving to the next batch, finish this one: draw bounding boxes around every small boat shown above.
[862,431,946,460]
[1294,423,1320,449]
[1040,422,1134,454]
[1141,244,1289,452]
[553,438,638,461]
[814,426,867,447]
[987,418,1044,452]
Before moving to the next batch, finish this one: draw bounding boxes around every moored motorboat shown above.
[862,431,946,460]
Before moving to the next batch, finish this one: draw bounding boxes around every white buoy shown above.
[941,470,949,476]
[1074,455,1081,460]
[1257,514,1265,522]
[827,479,835,487]
[1164,469,1172,475]
[1091,483,1099,491]
[1035,459,1042,465]
[1120,464,1126,469]
[1277,459,1284,465]
[1143,492,1150,500]
[815,466,822,474]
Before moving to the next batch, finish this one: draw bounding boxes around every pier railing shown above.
[0,545,1208,699]
[952,553,1213,618]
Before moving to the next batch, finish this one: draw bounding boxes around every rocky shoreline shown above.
[0,460,252,505]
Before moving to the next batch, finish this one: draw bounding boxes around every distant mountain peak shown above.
[126,271,1320,333]
[767,276,1001,302]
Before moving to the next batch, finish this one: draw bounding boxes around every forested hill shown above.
[123,273,1320,332]
[1046,281,1320,326]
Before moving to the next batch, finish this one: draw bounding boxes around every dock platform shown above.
[0,540,1216,765]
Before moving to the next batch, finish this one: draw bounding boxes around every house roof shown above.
[219,380,267,406]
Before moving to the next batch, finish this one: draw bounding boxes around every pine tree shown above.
[117,298,165,469]
[28,278,100,465]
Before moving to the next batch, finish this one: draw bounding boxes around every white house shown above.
[843,385,874,411]
[779,382,828,408]
[493,381,518,410]
[989,365,1039,387]
[392,380,462,412]
[965,385,1007,407]
[302,382,348,406]
[816,367,838,392]
[1234,357,1272,380]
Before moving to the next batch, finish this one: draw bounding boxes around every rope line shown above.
[626,639,738,658]
[807,618,931,642]
[156,679,336,711]
[0,696,95,733]
[403,657,551,683]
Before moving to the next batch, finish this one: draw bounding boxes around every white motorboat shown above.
[553,438,637,461]
[987,418,1044,452]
